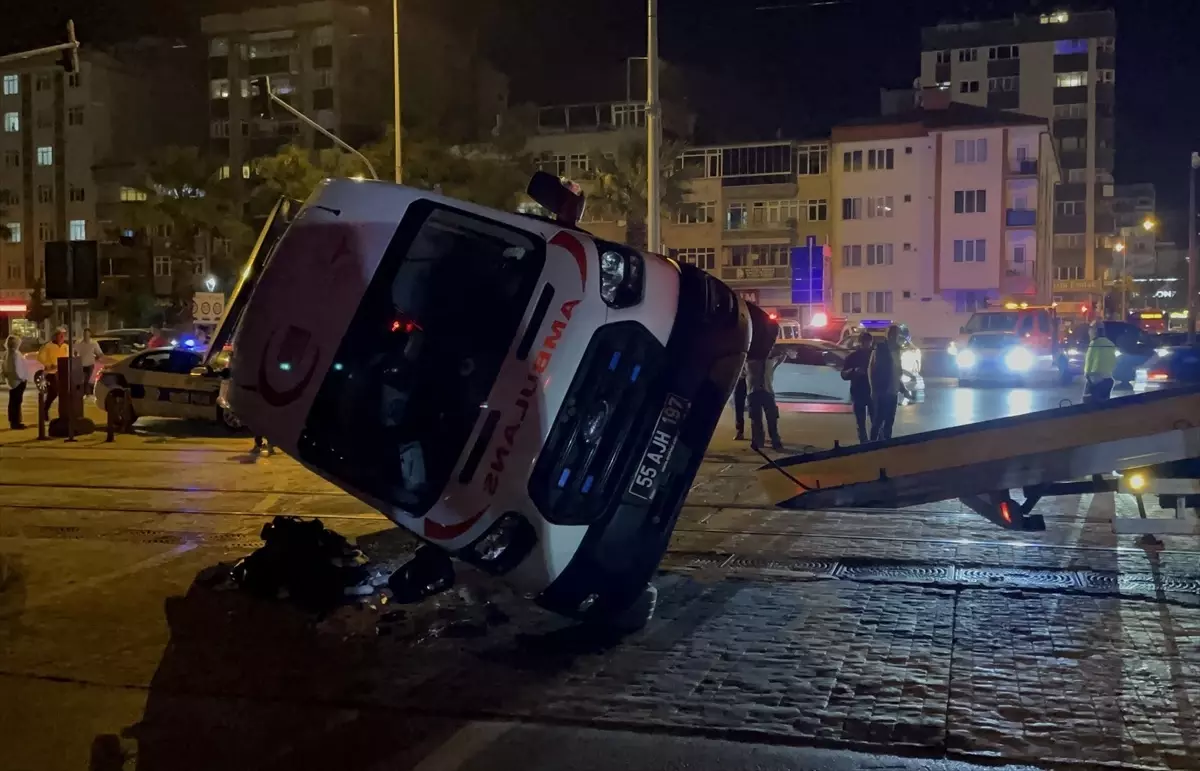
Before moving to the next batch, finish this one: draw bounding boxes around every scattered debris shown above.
[230,516,374,614]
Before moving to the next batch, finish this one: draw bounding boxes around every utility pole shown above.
[645,0,661,254]
[392,0,403,184]
[1190,152,1199,343]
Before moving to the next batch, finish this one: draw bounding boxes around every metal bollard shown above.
[36,377,47,441]
[105,394,116,442]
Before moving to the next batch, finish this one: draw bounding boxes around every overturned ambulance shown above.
[206,173,775,627]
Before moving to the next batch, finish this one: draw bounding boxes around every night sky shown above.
[6,0,1197,235]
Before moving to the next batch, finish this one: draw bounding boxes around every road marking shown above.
[13,543,197,615]
[387,721,516,771]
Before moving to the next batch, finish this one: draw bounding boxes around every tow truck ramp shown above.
[757,385,1200,536]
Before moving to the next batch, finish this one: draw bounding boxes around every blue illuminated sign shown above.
[790,235,824,305]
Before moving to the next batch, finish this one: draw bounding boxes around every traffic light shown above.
[249,76,273,119]
[59,20,79,74]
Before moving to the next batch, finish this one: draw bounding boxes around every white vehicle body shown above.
[209,179,755,619]
[95,347,238,427]
[773,341,924,405]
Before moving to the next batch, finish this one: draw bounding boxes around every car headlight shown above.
[956,349,977,368]
[1066,348,1080,356]
[598,249,645,308]
[947,341,958,355]
[459,512,536,576]
[1005,346,1034,372]
[1156,347,1171,358]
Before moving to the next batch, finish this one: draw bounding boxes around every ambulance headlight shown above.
[599,249,645,308]
[956,349,977,369]
[1005,346,1034,372]
[460,513,536,576]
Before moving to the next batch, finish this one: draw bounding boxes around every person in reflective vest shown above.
[1083,322,1117,403]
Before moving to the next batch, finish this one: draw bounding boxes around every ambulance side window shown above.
[1019,315,1034,336]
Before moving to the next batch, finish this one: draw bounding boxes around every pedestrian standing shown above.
[37,328,70,422]
[868,324,910,442]
[1083,322,1117,403]
[733,364,748,441]
[78,328,103,397]
[841,330,874,444]
[747,347,786,452]
[3,335,31,429]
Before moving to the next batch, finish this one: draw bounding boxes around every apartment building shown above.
[831,98,1059,343]
[202,1,508,195]
[0,40,203,337]
[673,142,832,320]
[919,9,1117,306]
[526,105,833,322]
[1112,182,1157,278]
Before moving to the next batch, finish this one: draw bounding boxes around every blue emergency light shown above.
[860,319,892,329]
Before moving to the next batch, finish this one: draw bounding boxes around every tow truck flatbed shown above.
[757,385,1200,532]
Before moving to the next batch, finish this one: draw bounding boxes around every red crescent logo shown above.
[254,327,321,407]
[424,505,488,540]
[550,232,587,292]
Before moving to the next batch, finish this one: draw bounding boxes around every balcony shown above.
[719,265,790,283]
[1009,159,1038,176]
[1003,261,1037,296]
[1005,208,1037,227]
[723,217,797,240]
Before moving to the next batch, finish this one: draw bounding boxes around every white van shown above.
[206,176,762,625]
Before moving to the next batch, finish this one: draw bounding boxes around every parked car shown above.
[772,340,924,405]
[838,320,922,374]
[95,346,239,429]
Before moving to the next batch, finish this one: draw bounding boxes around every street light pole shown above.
[1190,153,1199,343]
[392,0,403,184]
[645,0,661,254]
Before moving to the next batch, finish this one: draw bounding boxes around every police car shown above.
[95,346,239,429]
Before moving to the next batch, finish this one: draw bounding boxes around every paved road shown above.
[1,386,1198,771]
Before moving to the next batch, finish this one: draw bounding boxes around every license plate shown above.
[628,393,691,503]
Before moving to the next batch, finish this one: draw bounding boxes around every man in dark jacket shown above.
[868,324,909,441]
[733,364,748,440]
[748,348,786,452]
[841,330,874,443]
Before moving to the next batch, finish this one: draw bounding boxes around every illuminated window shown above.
[3,112,16,132]
[218,165,230,180]
[69,219,86,241]
[120,187,147,202]
[241,163,252,179]
[1040,11,1070,24]
[5,223,20,243]
[2,74,17,95]
[36,146,53,166]
[210,79,230,99]
[1056,72,1087,88]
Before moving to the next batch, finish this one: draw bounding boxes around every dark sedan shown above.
[1135,342,1200,389]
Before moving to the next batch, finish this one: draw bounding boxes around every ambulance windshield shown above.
[297,202,546,515]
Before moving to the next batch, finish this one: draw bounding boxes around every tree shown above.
[251,128,533,214]
[584,140,689,251]
[116,146,251,319]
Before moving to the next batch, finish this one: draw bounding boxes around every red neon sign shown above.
[0,302,28,313]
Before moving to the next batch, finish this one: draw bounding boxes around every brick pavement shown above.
[4,404,1200,769]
